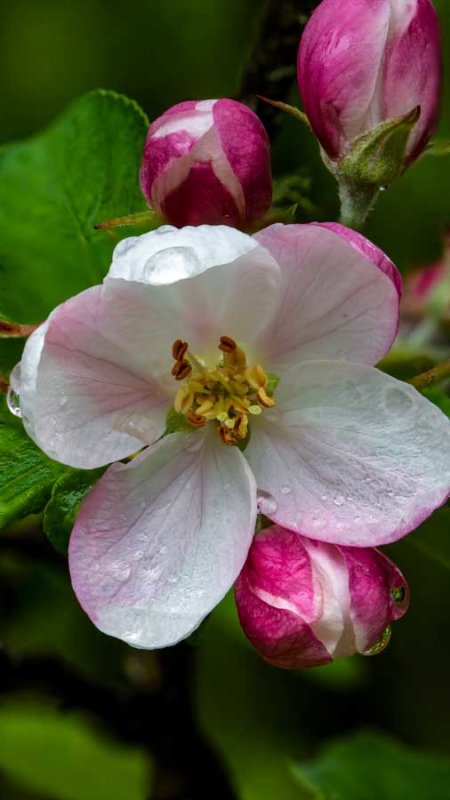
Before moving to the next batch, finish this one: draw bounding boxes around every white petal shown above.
[110,224,257,284]
[69,430,257,648]
[246,361,450,546]
[107,226,281,355]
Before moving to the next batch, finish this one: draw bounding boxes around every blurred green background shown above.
[1,1,450,799]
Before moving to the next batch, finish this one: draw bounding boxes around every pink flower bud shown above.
[298,0,442,165]
[139,99,272,228]
[235,526,409,669]
[402,231,450,321]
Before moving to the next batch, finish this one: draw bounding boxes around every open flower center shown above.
[171,336,275,445]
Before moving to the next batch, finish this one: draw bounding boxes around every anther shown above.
[218,425,237,446]
[172,360,192,380]
[218,336,237,354]
[172,339,188,361]
[187,410,206,428]
[257,387,276,408]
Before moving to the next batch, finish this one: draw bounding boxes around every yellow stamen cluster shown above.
[171,336,275,445]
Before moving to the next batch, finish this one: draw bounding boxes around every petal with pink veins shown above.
[18,282,175,468]
[254,224,400,371]
[245,360,450,546]
[69,430,257,648]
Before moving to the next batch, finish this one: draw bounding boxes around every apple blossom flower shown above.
[139,99,272,228]
[235,525,409,669]
[10,223,450,648]
[297,0,442,166]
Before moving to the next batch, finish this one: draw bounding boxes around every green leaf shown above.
[0,399,65,528]
[0,89,149,323]
[0,704,149,800]
[43,468,105,554]
[294,730,450,800]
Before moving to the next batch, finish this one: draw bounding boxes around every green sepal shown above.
[266,372,279,396]
[339,105,421,187]
[164,407,195,435]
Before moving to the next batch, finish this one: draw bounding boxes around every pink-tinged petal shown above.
[108,226,281,354]
[18,282,175,468]
[213,99,272,222]
[235,528,332,668]
[313,222,402,299]
[383,0,442,163]
[69,430,257,648]
[339,546,409,651]
[246,360,450,546]
[158,161,242,228]
[149,125,246,227]
[235,526,353,668]
[254,223,399,370]
[140,101,217,212]
[235,577,332,669]
[298,0,391,157]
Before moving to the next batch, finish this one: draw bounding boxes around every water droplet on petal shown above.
[280,484,291,495]
[391,586,405,604]
[362,625,392,656]
[6,386,22,418]
[109,561,131,583]
[384,386,414,413]
[333,494,345,506]
[257,491,278,516]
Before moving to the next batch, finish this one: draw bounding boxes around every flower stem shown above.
[338,182,379,230]
[409,359,450,390]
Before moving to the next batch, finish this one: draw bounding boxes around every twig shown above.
[237,0,320,138]
[409,359,450,390]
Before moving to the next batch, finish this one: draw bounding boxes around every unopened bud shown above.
[235,526,409,669]
[140,99,272,228]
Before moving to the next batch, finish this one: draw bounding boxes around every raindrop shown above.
[109,562,131,583]
[391,586,405,604]
[258,492,278,516]
[6,386,22,418]
[333,494,345,506]
[159,545,168,555]
[384,386,414,413]
[362,625,392,656]
[280,484,291,495]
